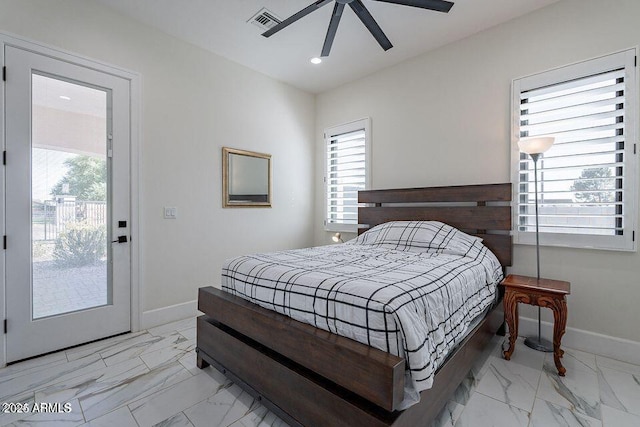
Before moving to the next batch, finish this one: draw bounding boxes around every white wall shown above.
[0,0,315,316]
[315,0,640,345]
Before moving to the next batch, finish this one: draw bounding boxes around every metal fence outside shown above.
[33,198,106,241]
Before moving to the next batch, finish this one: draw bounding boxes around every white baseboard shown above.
[518,316,640,366]
[140,300,198,330]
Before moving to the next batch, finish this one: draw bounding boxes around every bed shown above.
[196,183,512,426]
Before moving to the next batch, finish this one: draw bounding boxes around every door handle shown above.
[112,236,128,243]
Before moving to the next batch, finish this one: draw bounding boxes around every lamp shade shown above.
[518,137,555,155]
[332,233,342,243]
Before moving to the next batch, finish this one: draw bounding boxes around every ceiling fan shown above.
[262,0,454,57]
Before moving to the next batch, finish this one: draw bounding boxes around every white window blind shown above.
[512,50,637,251]
[325,119,370,232]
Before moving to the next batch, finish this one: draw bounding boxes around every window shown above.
[512,50,638,251]
[324,118,371,232]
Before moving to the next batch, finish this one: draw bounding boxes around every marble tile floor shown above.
[1,317,639,427]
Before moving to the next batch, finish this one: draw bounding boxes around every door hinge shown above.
[2,66,5,82]
[634,143,637,155]
[3,319,6,334]
[3,235,6,250]
[633,230,636,242]
[2,150,5,165]
[107,133,113,157]
[635,56,638,67]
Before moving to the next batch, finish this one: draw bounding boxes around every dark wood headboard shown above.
[358,183,512,266]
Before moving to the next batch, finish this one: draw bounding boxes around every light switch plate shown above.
[164,207,177,219]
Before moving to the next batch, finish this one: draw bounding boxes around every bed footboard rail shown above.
[198,286,405,412]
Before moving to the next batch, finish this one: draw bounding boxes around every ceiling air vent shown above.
[248,8,282,32]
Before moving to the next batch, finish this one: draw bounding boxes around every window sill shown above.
[324,223,358,234]
[514,231,636,252]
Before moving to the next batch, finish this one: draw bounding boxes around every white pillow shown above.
[351,220,483,256]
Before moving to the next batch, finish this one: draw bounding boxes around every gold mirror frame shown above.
[222,147,272,208]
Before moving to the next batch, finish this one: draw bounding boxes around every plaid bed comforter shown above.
[221,222,503,408]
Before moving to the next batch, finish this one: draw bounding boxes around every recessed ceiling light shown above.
[59,95,71,101]
[310,57,322,65]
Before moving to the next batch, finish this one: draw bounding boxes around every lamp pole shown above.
[531,153,541,281]
[524,151,553,352]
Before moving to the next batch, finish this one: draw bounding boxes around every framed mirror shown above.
[222,147,272,208]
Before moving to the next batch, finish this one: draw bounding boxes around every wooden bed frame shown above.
[197,183,512,426]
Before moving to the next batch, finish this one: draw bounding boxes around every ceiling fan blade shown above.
[373,0,454,13]
[262,0,334,38]
[321,2,345,57]
[349,0,393,51]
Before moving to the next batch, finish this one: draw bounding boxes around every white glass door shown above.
[5,45,131,362]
